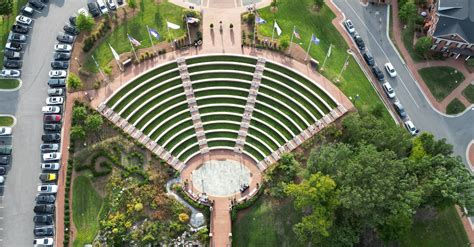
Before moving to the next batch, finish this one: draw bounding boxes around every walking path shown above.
[166,178,206,227]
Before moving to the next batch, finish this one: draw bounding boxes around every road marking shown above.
[342,0,420,108]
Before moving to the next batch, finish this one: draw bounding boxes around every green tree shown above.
[0,0,13,18]
[76,13,95,32]
[285,172,340,244]
[265,153,300,198]
[67,73,83,91]
[128,0,137,10]
[415,36,432,58]
[70,126,86,140]
[85,114,104,132]
[72,106,87,124]
[399,1,417,24]
[313,0,324,9]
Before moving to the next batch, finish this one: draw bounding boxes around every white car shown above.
[404,120,419,136]
[49,70,67,78]
[34,237,54,247]
[107,0,116,10]
[78,8,90,17]
[16,15,32,25]
[0,127,12,136]
[97,0,109,14]
[54,43,72,52]
[37,185,58,194]
[344,19,355,34]
[42,152,61,161]
[46,97,64,105]
[0,69,21,78]
[41,163,60,171]
[42,106,62,114]
[382,82,396,99]
[384,62,397,78]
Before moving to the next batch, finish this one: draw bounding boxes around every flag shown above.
[293,28,301,39]
[109,43,120,61]
[167,21,180,30]
[186,17,200,24]
[255,16,266,24]
[311,34,320,45]
[327,44,332,57]
[148,28,160,39]
[127,34,141,46]
[274,21,282,36]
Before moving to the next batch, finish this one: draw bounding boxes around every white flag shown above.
[274,21,282,36]
[167,21,180,30]
[327,45,332,58]
[109,43,120,61]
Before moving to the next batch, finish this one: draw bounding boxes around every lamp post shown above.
[74,57,81,67]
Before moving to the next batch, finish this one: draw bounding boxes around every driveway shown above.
[332,0,474,165]
[0,0,84,245]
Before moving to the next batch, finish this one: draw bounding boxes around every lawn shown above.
[232,195,303,247]
[256,0,392,124]
[84,0,186,72]
[399,206,469,247]
[0,79,20,89]
[462,84,474,104]
[0,116,14,126]
[446,98,466,115]
[73,175,104,247]
[418,66,465,101]
[0,0,28,65]
[401,23,425,62]
[186,55,258,65]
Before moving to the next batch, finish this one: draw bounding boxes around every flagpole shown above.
[336,55,350,82]
[271,19,275,42]
[288,25,295,55]
[108,42,124,72]
[146,26,157,54]
[304,34,313,61]
[320,43,332,71]
[253,13,257,48]
[166,19,173,48]
[185,18,192,45]
[92,55,107,81]
[127,33,139,61]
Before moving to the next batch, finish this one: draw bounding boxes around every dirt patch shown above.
[413,206,438,222]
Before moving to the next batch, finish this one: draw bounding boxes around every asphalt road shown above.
[0,0,84,245]
[333,0,474,165]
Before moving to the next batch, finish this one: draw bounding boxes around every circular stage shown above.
[191,159,251,197]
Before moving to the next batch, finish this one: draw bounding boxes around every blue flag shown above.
[256,16,266,24]
[311,34,320,45]
[148,28,160,39]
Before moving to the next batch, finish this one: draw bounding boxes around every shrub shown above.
[67,73,83,90]
[83,37,94,52]
[76,13,95,32]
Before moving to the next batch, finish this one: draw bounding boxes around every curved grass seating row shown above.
[188,63,255,73]
[186,55,258,65]
[192,79,251,90]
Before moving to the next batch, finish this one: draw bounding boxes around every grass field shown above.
[232,195,303,247]
[399,206,469,247]
[418,66,465,102]
[84,0,185,72]
[446,98,466,115]
[0,79,20,89]
[256,0,392,123]
[73,175,104,247]
[401,23,425,62]
[0,116,14,126]
[462,84,474,104]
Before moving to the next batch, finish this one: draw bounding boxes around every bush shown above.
[67,73,83,90]
[83,37,94,52]
[76,13,95,32]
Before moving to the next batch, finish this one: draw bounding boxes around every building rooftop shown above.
[434,0,474,43]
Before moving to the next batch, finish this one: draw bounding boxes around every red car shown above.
[43,114,61,123]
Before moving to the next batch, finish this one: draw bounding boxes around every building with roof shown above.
[426,0,474,59]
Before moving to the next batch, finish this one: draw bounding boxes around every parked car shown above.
[35,194,56,204]
[8,31,27,42]
[50,61,68,69]
[0,167,6,175]
[42,133,61,142]
[43,123,62,132]
[344,19,355,34]
[20,6,35,16]
[382,82,396,99]
[34,226,54,237]
[47,78,66,87]
[107,0,116,10]
[0,146,12,155]
[16,15,32,25]
[5,42,23,51]
[47,88,64,96]
[384,62,397,78]
[42,152,61,161]
[363,52,375,66]
[3,59,22,69]
[0,155,11,166]
[0,69,21,78]
[4,50,22,60]
[54,43,72,52]
[0,127,12,136]
[11,24,29,34]
[42,106,61,114]
[34,204,55,214]
[69,15,77,26]
[87,0,101,17]
[39,173,57,182]
[371,66,385,82]
[43,114,61,123]
[33,237,54,247]
[28,0,45,10]
[41,163,60,171]
[77,7,90,17]
[53,52,71,61]
[404,120,419,136]
[48,70,67,78]
[354,35,365,50]
[33,214,54,225]
[46,96,64,105]
[37,185,58,193]
[40,144,59,152]
[393,101,407,118]
[97,0,108,14]
[0,175,4,184]
[117,0,123,5]
[56,33,74,44]
[63,24,79,35]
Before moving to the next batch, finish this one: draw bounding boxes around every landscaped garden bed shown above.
[446,98,466,115]
[0,79,20,90]
[462,84,474,104]
[0,115,14,126]
[418,66,465,102]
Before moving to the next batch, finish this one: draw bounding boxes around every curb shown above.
[0,79,23,92]
[467,140,474,172]
[0,114,17,127]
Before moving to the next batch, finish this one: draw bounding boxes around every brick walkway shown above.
[390,0,473,112]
